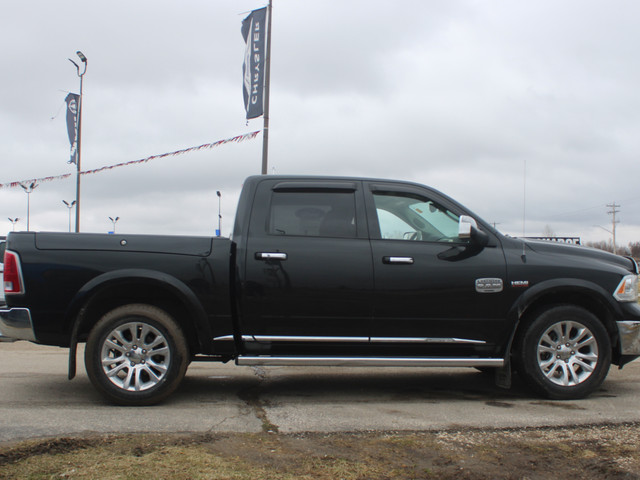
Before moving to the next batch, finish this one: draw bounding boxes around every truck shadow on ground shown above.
[175,367,566,404]
[3,367,622,409]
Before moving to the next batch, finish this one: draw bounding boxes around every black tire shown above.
[515,305,611,400]
[84,304,189,405]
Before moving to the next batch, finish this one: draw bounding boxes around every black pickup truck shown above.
[2,175,640,405]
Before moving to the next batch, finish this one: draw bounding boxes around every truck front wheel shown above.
[84,304,189,405]
[516,305,611,399]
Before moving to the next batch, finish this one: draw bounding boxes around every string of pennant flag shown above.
[4,4,268,192]
[0,131,261,190]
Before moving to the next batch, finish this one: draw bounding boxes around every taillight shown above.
[4,250,24,295]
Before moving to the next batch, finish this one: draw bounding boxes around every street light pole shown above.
[20,182,38,232]
[69,50,87,233]
[8,218,19,232]
[216,191,222,237]
[63,200,76,233]
[109,216,120,234]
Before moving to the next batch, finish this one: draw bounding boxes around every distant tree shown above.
[586,240,614,253]
[628,242,640,258]
[586,240,633,256]
[542,225,556,237]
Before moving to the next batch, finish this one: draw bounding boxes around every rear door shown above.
[238,178,374,355]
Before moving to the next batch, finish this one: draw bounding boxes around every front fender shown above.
[502,278,621,362]
[510,277,620,320]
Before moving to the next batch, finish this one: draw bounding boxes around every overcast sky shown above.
[2,0,639,245]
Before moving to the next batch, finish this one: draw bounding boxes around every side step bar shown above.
[236,356,504,368]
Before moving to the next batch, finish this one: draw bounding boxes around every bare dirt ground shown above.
[1,423,639,479]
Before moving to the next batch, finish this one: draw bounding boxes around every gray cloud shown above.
[1,0,639,246]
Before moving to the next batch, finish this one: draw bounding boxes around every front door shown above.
[365,182,510,358]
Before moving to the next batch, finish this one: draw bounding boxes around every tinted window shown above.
[269,191,357,238]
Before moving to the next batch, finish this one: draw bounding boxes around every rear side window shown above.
[268,191,357,238]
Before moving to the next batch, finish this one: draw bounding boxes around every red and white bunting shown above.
[0,131,260,189]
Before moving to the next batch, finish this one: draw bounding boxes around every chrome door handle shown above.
[383,256,414,265]
[256,252,288,260]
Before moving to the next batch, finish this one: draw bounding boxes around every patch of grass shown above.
[1,425,640,480]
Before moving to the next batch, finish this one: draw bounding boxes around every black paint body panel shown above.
[5,175,640,363]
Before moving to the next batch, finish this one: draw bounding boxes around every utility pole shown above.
[607,202,620,254]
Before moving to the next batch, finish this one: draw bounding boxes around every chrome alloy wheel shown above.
[100,321,171,392]
[536,320,598,387]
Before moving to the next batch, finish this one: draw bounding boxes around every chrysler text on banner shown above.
[241,7,267,119]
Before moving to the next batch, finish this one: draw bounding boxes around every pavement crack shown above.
[237,367,279,434]
[207,414,243,432]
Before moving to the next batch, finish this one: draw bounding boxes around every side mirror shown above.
[458,216,489,247]
[458,215,476,239]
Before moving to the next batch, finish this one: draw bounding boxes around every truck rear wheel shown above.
[515,305,611,399]
[84,304,189,405]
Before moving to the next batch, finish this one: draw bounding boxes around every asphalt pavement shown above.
[1,341,640,444]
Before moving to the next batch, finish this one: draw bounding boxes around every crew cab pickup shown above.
[2,175,640,405]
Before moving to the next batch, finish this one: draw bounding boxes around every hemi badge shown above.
[511,280,530,288]
[475,278,503,293]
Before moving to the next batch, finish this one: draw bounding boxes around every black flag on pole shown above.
[65,93,80,164]
[242,7,267,119]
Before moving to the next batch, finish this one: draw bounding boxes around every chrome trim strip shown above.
[254,335,370,342]
[0,308,36,342]
[240,335,369,343]
[370,337,486,345]
[236,356,504,368]
[214,335,487,345]
[213,335,235,341]
[617,321,640,355]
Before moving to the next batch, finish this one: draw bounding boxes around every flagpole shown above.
[68,51,87,233]
[261,0,272,175]
[75,69,83,232]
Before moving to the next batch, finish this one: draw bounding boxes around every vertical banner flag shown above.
[241,7,267,119]
[65,93,80,164]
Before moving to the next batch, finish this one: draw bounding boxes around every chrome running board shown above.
[236,356,504,368]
